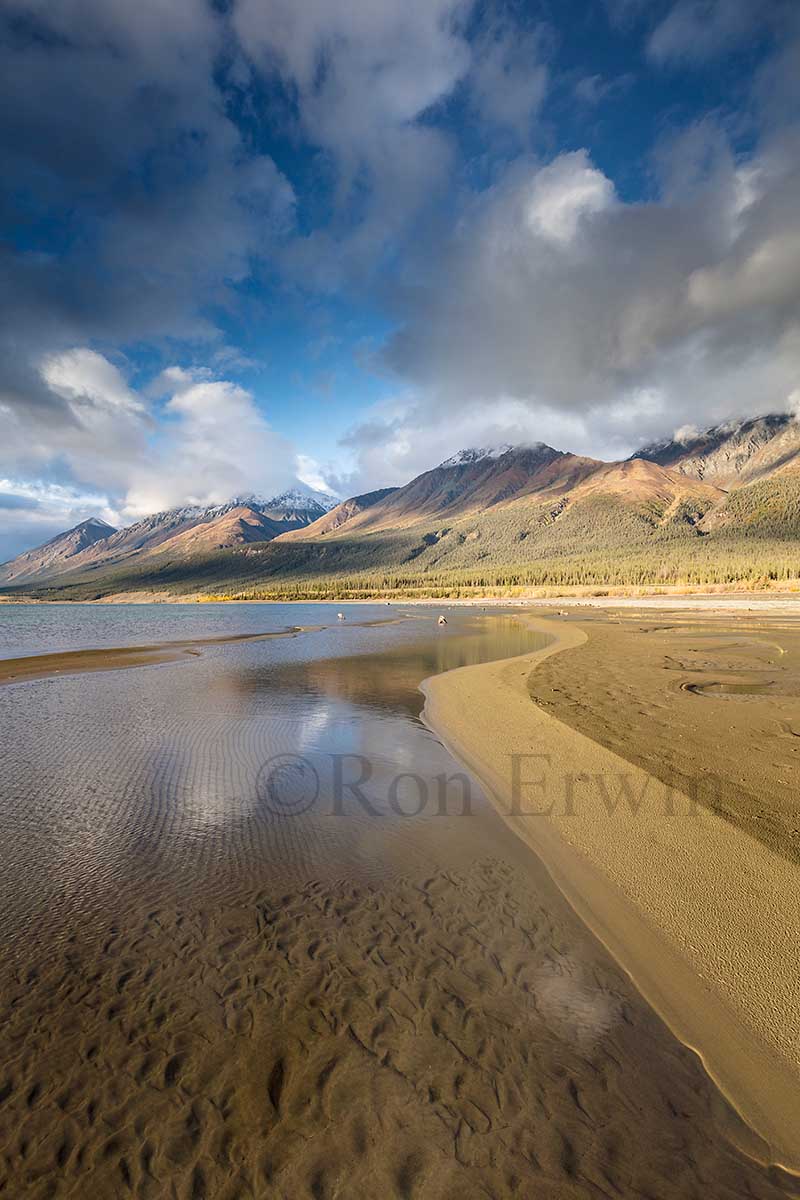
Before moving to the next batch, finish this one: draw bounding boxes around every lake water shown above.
[0,603,547,958]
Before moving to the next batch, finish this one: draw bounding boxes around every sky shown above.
[1,0,799,557]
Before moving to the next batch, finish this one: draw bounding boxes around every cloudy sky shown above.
[1,0,799,556]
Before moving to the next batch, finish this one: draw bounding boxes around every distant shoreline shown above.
[4,585,800,614]
[4,587,800,612]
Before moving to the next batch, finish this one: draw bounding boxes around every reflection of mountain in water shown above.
[232,616,550,718]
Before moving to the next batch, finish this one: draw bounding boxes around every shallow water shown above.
[0,601,393,658]
[0,604,547,958]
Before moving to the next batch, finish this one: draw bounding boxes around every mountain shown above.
[0,517,116,584]
[6,416,800,599]
[0,489,337,584]
[439,445,514,467]
[276,444,601,539]
[149,505,321,557]
[276,443,721,542]
[632,414,800,486]
[244,488,339,517]
[278,488,399,542]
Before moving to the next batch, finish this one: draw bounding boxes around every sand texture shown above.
[2,862,797,1200]
[422,614,800,1174]
[528,609,800,864]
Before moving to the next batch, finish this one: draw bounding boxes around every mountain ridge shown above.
[630,413,800,486]
[4,414,800,595]
[0,489,338,584]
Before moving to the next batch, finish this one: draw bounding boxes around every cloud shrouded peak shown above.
[370,119,800,479]
[123,373,296,519]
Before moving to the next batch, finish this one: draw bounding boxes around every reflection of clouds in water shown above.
[534,954,620,1049]
[294,701,339,753]
[2,611,539,941]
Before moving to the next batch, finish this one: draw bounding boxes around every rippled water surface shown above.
[0,601,375,659]
[0,604,547,960]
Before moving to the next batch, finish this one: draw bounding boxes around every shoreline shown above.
[4,588,800,610]
[421,615,800,1175]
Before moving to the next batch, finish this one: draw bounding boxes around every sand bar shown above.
[0,625,320,686]
[422,615,800,1172]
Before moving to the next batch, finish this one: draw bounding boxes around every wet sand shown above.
[527,608,800,864]
[0,611,797,1197]
[423,612,800,1175]
[0,627,319,686]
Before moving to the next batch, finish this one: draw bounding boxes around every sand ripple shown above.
[1,860,793,1199]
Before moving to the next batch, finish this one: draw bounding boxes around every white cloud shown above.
[2,350,300,527]
[688,230,800,316]
[235,0,472,284]
[41,349,144,420]
[526,151,616,244]
[125,379,294,516]
[235,0,471,132]
[372,127,800,473]
[1,349,321,555]
[295,455,338,496]
[0,478,117,524]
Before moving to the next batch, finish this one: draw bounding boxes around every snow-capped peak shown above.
[122,487,340,532]
[439,445,514,468]
[250,487,339,512]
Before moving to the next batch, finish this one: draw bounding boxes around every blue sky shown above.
[1,0,798,556]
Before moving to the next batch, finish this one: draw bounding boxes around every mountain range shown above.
[4,415,800,598]
[0,490,337,585]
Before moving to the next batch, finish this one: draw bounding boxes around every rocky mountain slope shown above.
[277,444,600,540]
[278,488,399,542]
[275,444,723,543]
[631,414,800,486]
[0,517,116,584]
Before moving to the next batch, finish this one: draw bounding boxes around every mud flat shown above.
[422,614,800,1175]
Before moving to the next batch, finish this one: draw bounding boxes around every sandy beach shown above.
[422,609,800,1175]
